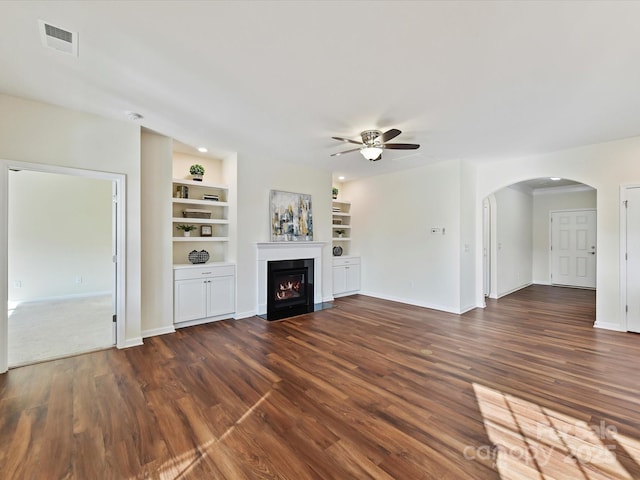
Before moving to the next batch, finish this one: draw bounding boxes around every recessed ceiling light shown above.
[338,176,345,180]
[550,177,561,181]
[197,147,208,153]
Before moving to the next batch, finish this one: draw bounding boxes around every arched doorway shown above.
[482,177,597,301]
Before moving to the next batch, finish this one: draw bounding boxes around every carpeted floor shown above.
[7,294,114,367]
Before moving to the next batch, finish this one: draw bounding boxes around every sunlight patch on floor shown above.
[154,391,272,480]
[469,383,633,479]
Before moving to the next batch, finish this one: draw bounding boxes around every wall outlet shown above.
[75,276,83,284]
[430,227,441,234]
[13,280,21,288]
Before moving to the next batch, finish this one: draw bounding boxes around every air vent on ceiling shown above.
[38,20,78,57]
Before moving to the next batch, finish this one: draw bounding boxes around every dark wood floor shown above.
[1,285,639,479]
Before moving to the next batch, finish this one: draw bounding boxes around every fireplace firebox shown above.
[267,258,314,320]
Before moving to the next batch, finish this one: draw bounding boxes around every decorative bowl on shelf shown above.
[188,250,210,264]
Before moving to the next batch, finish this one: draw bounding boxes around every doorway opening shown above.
[1,161,126,371]
[482,178,597,301]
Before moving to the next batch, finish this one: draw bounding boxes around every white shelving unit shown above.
[332,200,352,251]
[332,198,360,296]
[173,178,229,239]
[172,176,235,325]
[172,178,230,264]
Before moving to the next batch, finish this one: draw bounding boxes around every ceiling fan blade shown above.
[330,147,362,157]
[379,128,401,143]
[332,136,363,146]
[382,143,420,150]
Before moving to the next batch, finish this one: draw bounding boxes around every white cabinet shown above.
[333,256,361,297]
[174,264,235,327]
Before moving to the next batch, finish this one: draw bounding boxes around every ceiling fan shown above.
[330,128,420,161]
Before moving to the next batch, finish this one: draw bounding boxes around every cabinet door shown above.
[333,266,347,295]
[175,278,207,323]
[207,275,235,317]
[345,264,361,292]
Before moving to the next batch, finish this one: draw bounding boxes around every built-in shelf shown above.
[173,237,230,242]
[172,178,228,189]
[172,198,229,207]
[172,176,231,267]
[172,217,229,224]
[332,199,352,255]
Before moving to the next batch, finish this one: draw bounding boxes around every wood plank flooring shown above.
[1,285,640,479]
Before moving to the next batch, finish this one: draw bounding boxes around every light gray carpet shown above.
[8,294,114,367]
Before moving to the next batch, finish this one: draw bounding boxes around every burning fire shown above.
[276,280,301,300]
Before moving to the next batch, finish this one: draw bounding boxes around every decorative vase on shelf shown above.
[184,231,191,237]
[192,174,203,182]
[188,250,210,264]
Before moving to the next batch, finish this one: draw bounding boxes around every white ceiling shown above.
[513,177,585,191]
[2,1,640,181]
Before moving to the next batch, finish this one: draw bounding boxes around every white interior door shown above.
[625,188,640,333]
[550,209,596,288]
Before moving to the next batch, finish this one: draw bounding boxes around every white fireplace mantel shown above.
[256,242,326,315]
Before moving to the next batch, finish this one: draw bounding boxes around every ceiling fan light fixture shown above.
[361,147,383,160]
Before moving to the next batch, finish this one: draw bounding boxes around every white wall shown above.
[140,132,174,337]
[342,160,463,313]
[235,156,332,318]
[172,152,223,182]
[493,185,533,297]
[460,161,476,311]
[222,153,238,264]
[8,170,112,302]
[0,94,142,345]
[532,187,597,284]
[476,135,640,331]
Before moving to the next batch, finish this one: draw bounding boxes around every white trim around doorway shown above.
[0,160,127,373]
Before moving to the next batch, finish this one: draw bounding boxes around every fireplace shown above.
[267,258,314,320]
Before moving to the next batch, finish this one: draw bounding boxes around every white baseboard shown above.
[594,321,625,332]
[533,280,551,286]
[118,337,143,349]
[174,313,233,329]
[322,295,335,303]
[459,304,477,314]
[141,325,175,339]
[333,291,359,299]
[234,310,257,320]
[497,283,532,299]
[9,291,112,307]
[359,290,460,314]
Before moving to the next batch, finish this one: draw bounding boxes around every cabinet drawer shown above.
[174,264,235,280]
[333,256,360,267]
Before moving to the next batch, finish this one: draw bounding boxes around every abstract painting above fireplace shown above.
[269,190,313,242]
